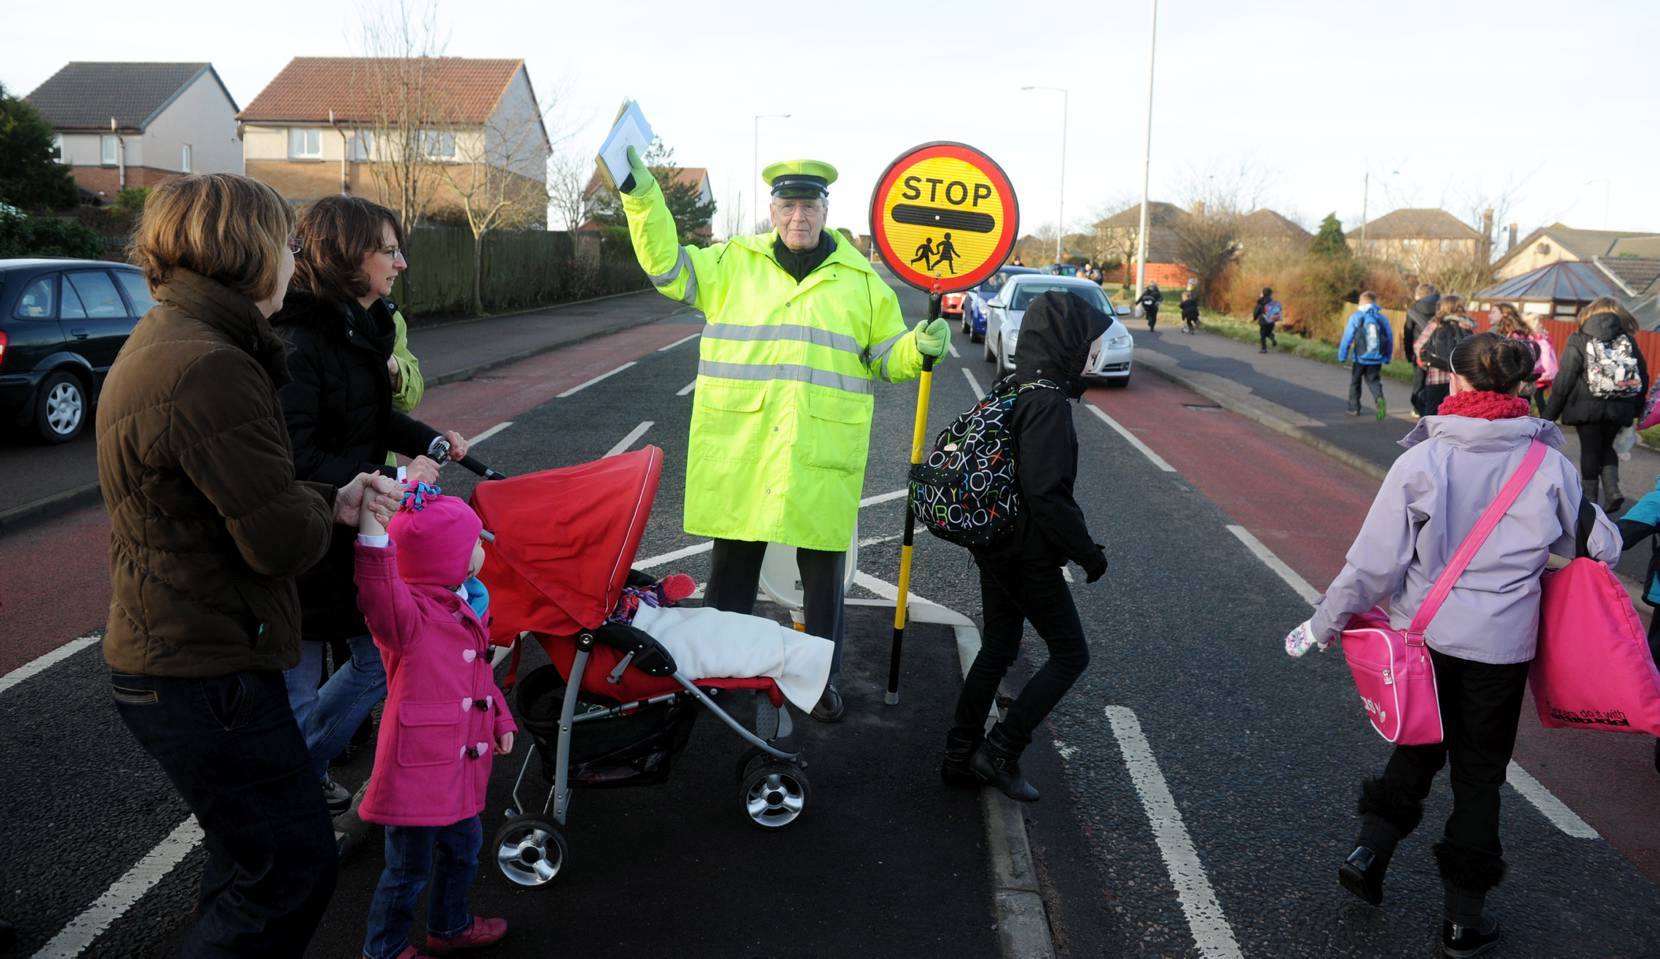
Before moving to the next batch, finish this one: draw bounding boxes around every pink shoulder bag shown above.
[1341,440,1548,745]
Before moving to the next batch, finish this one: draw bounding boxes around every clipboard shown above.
[596,99,653,192]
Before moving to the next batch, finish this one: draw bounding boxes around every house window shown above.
[1538,242,1551,256]
[181,144,192,173]
[288,128,323,159]
[101,135,118,166]
[419,130,456,160]
[348,130,374,161]
[52,134,65,164]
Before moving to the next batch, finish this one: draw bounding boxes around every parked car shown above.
[984,274,1135,387]
[1042,263,1078,276]
[960,266,1039,342]
[0,259,155,442]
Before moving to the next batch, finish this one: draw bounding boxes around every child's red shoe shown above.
[425,916,506,954]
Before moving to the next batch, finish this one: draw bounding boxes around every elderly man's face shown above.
[770,196,827,252]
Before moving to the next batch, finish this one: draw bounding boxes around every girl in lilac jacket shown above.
[355,484,516,959]
[1283,333,1620,958]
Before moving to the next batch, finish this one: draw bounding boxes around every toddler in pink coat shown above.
[355,483,516,959]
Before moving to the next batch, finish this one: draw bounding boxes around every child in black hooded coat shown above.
[942,291,1111,802]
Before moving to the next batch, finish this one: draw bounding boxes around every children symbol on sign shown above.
[933,232,959,275]
[910,237,936,270]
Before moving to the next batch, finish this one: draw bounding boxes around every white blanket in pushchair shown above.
[630,604,834,712]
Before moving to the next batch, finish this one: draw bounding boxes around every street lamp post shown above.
[1133,0,1158,299]
[1021,85,1068,265]
[1359,168,1398,254]
[752,113,791,234]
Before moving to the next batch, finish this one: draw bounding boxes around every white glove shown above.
[1284,620,1331,658]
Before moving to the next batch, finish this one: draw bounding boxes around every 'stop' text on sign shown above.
[869,142,1019,295]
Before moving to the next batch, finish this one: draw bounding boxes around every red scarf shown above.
[1437,390,1531,420]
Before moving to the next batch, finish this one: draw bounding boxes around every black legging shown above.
[1575,420,1622,480]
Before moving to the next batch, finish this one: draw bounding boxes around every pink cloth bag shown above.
[1342,440,1548,745]
[1532,508,1660,735]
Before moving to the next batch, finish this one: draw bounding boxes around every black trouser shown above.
[1356,649,1529,907]
[111,670,338,958]
[1410,365,1427,415]
[1531,386,1549,417]
[951,558,1090,746]
[704,538,846,678]
[1348,363,1384,412]
[1421,382,1451,416]
[1182,311,1199,332]
[1144,306,1158,331]
[1258,322,1276,350]
[1575,421,1622,480]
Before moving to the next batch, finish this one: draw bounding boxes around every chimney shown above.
[1507,223,1518,251]
[1481,207,1494,260]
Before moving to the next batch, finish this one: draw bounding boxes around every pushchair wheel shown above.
[739,760,809,830]
[494,815,567,887]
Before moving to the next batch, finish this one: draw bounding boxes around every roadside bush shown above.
[0,207,103,258]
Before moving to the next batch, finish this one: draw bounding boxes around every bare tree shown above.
[442,107,550,314]
[1174,212,1241,300]
[547,148,594,233]
[355,0,452,234]
[1176,157,1274,217]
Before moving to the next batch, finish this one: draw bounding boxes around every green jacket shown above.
[385,305,424,468]
[622,178,924,551]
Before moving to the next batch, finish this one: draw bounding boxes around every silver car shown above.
[983,275,1134,387]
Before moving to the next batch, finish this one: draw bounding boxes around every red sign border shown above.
[867,141,1020,295]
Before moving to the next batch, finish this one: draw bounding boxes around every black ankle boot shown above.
[970,726,1039,802]
[1440,914,1502,958]
[1338,846,1389,906]
[941,728,983,787]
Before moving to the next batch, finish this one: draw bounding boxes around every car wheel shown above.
[35,370,88,443]
[1107,375,1130,389]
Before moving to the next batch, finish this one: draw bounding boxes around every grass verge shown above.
[1193,311,1418,383]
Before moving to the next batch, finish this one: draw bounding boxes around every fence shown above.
[391,225,648,318]
[1466,312,1660,385]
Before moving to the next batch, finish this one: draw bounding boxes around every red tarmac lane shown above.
[1087,371,1660,883]
[0,321,694,678]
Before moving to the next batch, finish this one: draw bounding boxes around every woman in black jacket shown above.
[275,196,472,810]
[942,291,1111,802]
[1541,299,1648,512]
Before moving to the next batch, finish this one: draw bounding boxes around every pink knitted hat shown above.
[386,484,483,587]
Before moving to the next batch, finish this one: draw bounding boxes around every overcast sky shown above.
[7,0,1656,243]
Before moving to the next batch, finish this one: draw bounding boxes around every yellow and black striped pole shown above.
[886,293,939,705]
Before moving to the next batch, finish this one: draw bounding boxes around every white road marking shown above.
[658,332,700,352]
[1507,760,1600,839]
[1061,566,1075,583]
[948,340,960,359]
[858,533,902,548]
[1225,525,1321,605]
[605,421,654,458]
[1105,706,1243,959]
[1084,403,1176,472]
[961,366,985,397]
[0,635,98,697]
[859,489,908,508]
[852,570,942,608]
[469,421,512,445]
[1053,738,1078,761]
[34,816,203,958]
[677,380,697,396]
[633,540,714,571]
[557,361,636,398]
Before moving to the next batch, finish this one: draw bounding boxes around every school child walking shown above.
[355,484,515,959]
[940,292,1111,802]
[1253,287,1281,352]
[1179,282,1201,334]
[1283,333,1621,957]
[1338,292,1394,420]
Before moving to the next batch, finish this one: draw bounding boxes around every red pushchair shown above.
[469,446,810,888]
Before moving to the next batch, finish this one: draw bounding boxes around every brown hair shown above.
[1434,294,1467,321]
[1450,332,1536,394]
[290,196,403,303]
[1493,302,1527,337]
[1577,296,1639,336]
[130,173,294,301]
[1359,290,1377,305]
[1414,283,1437,298]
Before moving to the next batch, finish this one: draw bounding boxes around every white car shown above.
[983,275,1134,387]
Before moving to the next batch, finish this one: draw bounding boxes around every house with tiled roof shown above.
[26,62,242,199]
[1235,208,1313,252]
[239,57,550,222]
[580,166,715,240]
[1090,201,1195,286]
[1345,208,1485,271]
[1491,222,1660,281]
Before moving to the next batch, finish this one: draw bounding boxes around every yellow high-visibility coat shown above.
[622,178,924,551]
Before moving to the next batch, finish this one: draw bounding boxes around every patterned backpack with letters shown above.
[910,375,1060,548]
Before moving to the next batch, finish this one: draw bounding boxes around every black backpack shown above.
[1421,321,1469,372]
[910,376,1060,548]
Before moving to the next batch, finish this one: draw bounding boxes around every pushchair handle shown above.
[428,435,507,481]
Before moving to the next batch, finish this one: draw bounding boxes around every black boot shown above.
[941,728,983,787]
[1435,840,1507,958]
[1441,914,1502,958]
[1601,464,1625,513]
[1342,777,1424,906]
[970,725,1039,802]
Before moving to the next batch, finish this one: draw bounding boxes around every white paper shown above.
[596,99,653,190]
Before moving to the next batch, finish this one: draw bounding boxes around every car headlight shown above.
[1108,335,1132,349]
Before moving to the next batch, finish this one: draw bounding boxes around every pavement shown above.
[0,289,684,535]
[1135,323,1660,587]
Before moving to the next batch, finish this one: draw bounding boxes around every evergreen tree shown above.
[0,83,78,212]
[1310,213,1350,259]
[589,138,717,246]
